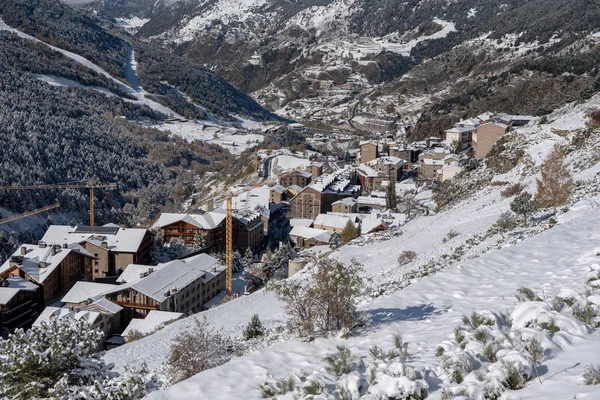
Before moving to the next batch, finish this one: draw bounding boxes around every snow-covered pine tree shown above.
[193,233,206,252]
[149,232,165,265]
[243,248,254,268]
[243,314,265,340]
[0,318,158,399]
[329,232,342,249]
[510,191,537,225]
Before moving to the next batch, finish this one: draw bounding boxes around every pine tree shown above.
[535,145,573,211]
[385,173,397,211]
[341,220,359,244]
[510,191,537,225]
[149,232,165,265]
[0,318,157,399]
[494,211,518,239]
[243,314,265,340]
[242,248,254,268]
[329,232,342,249]
[193,233,206,252]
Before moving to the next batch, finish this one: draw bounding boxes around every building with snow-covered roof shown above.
[332,197,358,213]
[279,169,312,188]
[289,226,332,248]
[306,162,324,180]
[0,276,41,334]
[41,225,154,280]
[154,211,227,253]
[105,254,225,317]
[474,122,511,159]
[0,242,95,306]
[445,126,474,150]
[357,196,388,211]
[289,169,360,219]
[270,185,287,204]
[313,214,357,234]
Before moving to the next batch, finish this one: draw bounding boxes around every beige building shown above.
[279,170,312,188]
[42,225,154,280]
[474,122,510,159]
[306,162,324,180]
[270,185,287,204]
[332,198,358,213]
[445,126,475,150]
[359,142,378,163]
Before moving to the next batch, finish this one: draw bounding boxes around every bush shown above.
[516,287,542,302]
[589,110,600,127]
[244,314,265,340]
[398,250,417,265]
[166,318,231,383]
[510,191,537,225]
[493,211,518,239]
[446,230,460,240]
[323,346,354,378]
[501,183,524,198]
[583,364,600,385]
[270,258,363,337]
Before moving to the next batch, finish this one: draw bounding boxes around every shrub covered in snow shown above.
[258,336,432,400]
[244,314,265,340]
[0,317,159,399]
[166,318,231,383]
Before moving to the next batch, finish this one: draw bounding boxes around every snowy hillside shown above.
[103,94,600,398]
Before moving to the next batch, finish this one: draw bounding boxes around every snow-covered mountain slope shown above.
[147,205,600,399]
[105,95,600,398]
[84,0,600,134]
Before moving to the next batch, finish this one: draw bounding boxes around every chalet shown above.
[42,225,154,280]
[0,243,95,306]
[33,301,121,337]
[279,170,312,188]
[474,122,511,159]
[0,276,41,335]
[332,197,358,213]
[105,254,225,318]
[357,196,387,211]
[153,211,228,253]
[289,226,332,248]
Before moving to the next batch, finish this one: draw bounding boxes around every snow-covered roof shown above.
[90,297,123,314]
[377,156,405,166]
[310,161,324,168]
[289,226,332,243]
[314,214,355,230]
[290,218,314,228]
[270,185,286,194]
[0,276,38,305]
[0,244,93,284]
[34,306,102,327]
[422,159,444,166]
[121,310,184,337]
[357,163,381,178]
[131,254,221,303]
[116,264,166,284]
[479,122,509,130]
[361,218,388,234]
[62,281,119,304]
[357,196,387,207]
[42,225,151,253]
[153,212,226,231]
[446,126,476,133]
[332,197,358,207]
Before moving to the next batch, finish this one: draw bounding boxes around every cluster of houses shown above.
[0,110,535,340]
[0,222,231,341]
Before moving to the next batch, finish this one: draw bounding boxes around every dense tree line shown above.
[0,70,233,232]
[0,32,132,98]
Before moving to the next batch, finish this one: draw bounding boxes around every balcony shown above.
[112,301,159,310]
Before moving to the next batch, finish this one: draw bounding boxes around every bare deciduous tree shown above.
[535,145,573,211]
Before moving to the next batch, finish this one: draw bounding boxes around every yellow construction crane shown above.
[225,186,233,294]
[0,203,60,225]
[0,180,117,226]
